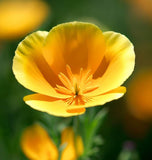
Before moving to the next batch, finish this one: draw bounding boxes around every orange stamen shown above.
[55,65,98,105]
[66,108,86,113]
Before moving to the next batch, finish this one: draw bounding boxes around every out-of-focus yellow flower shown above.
[13,21,135,117]
[127,70,152,121]
[21,124,84,160]
[126,0,152,22]
[0,0,49,40]
[61,127,84,160]
[21,124,58,160]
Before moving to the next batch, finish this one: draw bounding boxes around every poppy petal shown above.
[24,94,85,117]
[13,31,68,98]
[92,31,135,96]
[85,86,126,108]
[44,22,106,75]
[24,87,125,116]
[70,86,126,109]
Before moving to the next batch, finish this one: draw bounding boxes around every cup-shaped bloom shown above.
[0,0,49,40]
[127,70,152,121]
[21,124,83,160]
[13,22,135,117]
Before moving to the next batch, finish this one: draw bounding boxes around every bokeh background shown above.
[1,0,152,159]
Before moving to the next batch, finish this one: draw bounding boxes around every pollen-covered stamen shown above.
[66,65,74,82]
[55,85,73,95]
[55,65,99,105]
[78,69,99,94]
[78,69,93,90]
[82,86,99,94]
[58,72,74,90]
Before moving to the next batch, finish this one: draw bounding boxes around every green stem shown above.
[74,116,80,159]
[74,116,79,137]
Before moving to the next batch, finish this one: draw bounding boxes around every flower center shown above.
[55,65,98,105]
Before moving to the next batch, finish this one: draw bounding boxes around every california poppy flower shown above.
[13,22,135,117]
[0,0,49,40]
[21,124,83,160]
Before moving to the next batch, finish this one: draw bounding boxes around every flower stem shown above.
[73,116,80,159]
[74,116,79,137]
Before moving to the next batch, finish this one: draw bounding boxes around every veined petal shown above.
[13,31,68,98]
[24,94,86,117]
[69,86,126,109]
[44,22,106,75]
[92,31,135,95]
[85,86,126,108]
[13,22,135,117]
[24,87,125,116]
[21,124,58,160]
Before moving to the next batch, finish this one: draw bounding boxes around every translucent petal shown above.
[85,86,126,108]
[13,31,68,98]
[24,94,85,117]
[44,22,106,75]
[91,31,135,96]
[24,87,125,116]
[69,86,126,109]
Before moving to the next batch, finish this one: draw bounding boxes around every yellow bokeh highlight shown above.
[0,0,49,40]
[127,0,152,21]
[127,70,152,121]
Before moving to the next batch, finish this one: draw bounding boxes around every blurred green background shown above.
[1,0,152,159]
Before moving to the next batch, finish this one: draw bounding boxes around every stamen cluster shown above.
[55,65,99,105]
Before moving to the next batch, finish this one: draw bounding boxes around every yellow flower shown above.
[0,0,49,40]
[21,124,84,160]
[126,0,152,22]
[13,22,135,117]
[127,70,152,121]
[60,127,84,160]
